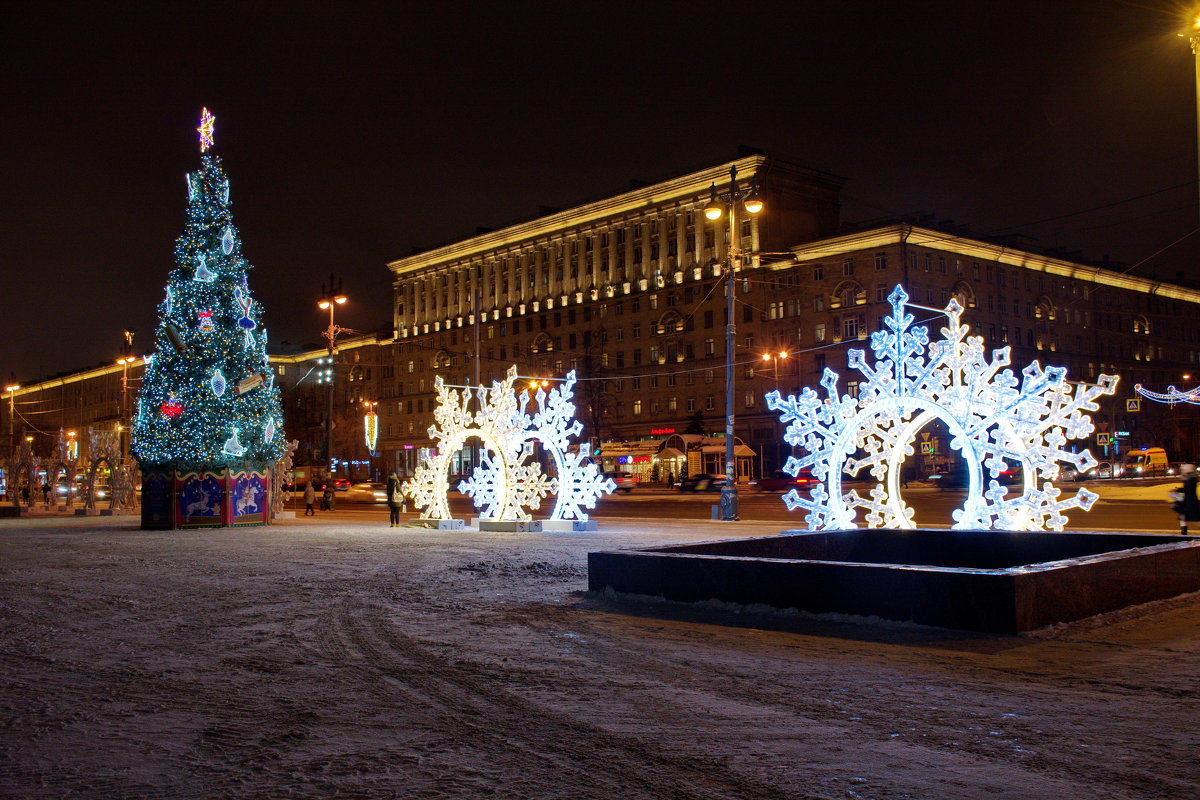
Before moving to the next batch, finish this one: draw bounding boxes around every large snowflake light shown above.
[405,366,614,522]
[766,286,1118,531]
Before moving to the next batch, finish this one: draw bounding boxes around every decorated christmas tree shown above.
[132,109,285,469]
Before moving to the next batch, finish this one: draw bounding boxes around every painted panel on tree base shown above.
[230,469,268,526]
[177,471,224,528]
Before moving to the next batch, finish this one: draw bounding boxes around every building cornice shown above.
[787,224,1200,304]
[12,334,393,397]
[387,155,781,277]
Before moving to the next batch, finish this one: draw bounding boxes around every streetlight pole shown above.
[318,274,348,477]
[1188,17,1200,226]
[704,165,763,521]
[116,356,137,462]
[762,350,788,472]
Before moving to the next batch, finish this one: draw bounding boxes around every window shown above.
[874,252,887,271]
[705,369,715,384]
[744,391,755,408]
[705,338,715,356]
[812,264,824,281]
[842,258,854,276]
[814,295,825,312]
[875,284,886,302]
[687,397,696,411]
[633,400,642,415]
[705,395,715,410]
[814,323,826,343]
[847,381,859,398]
[842,316,860,340]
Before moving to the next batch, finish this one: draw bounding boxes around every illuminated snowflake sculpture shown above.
[766,286,1118,531]
[516,372,616,521]
[405,366,613,522]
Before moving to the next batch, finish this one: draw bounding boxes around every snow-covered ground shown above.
[1,515,1197,799]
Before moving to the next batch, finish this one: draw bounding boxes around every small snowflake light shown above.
[766,285,1118,532]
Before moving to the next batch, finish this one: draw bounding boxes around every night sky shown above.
[5,0,1199,384]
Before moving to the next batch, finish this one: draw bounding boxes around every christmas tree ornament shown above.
[160,397,183,418]
[221,227,234,255]
[222,428,245,457]
[164,323,185,354]
[210,368,227,397]
[194,254,216,282]
[235,373,264,395]
[197,310,215,333]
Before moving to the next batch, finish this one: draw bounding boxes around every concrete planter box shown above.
[588,529,1200,634]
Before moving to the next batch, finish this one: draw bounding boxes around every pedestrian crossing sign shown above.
[1096,433,1111,445]
[1126,399,1140,412]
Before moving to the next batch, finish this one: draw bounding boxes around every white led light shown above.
[766,285,1118,532]
[404,366,614,522]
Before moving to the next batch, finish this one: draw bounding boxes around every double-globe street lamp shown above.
[762,350,789,473]
[318,275,348,476]
[704,165,763,521]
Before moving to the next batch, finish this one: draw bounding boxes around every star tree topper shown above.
[197,108,215,152]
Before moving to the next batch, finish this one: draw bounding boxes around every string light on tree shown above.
[132,108,286,468]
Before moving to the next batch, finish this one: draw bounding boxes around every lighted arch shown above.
[768,285,1116,532]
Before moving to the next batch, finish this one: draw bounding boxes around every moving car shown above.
[332,477,352,492]
[343,482,388,503]
[752,469,817,492]
[677,473,726,492]
[602,472,635,493]
[1121,447,1169,477]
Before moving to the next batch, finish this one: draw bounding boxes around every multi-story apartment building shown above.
[383,155,1200,483]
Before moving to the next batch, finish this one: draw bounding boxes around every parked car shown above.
[344,482,388,503]
[677,473,726,492]
[752,469,818,492]
[602,472,635,493]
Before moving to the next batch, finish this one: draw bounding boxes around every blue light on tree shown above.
[766,286,1118,532]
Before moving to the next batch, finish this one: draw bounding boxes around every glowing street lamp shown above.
[761,350,789,389]
[116,355,138,460]
[704,164,765,521]
[318,274,349,471]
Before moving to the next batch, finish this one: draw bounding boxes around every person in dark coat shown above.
[1176,463,1200,535]
[386,471,404,527]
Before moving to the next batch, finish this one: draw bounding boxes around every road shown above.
[293,484,1181,533]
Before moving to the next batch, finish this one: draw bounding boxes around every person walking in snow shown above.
[303,482,316,516]
[1174,463,1200,535]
